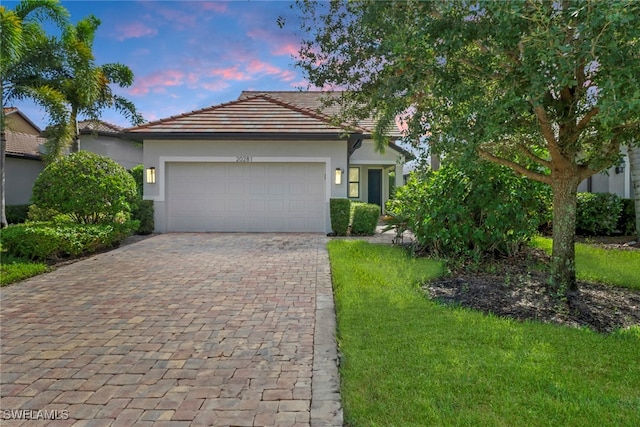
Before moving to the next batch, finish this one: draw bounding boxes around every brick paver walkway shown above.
[0,234,342,426]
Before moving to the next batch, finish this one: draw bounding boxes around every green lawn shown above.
[328,240,640,427]
[532,236,640,290]
[0,244,48,286]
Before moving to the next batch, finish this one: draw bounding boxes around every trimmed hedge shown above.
[1,221,138,261]
[131,200,154,235]
[5,205,30,224]
[351,202,380,235]
[330,198,351,236]
[576,192,623,236]
[617,198,637,236]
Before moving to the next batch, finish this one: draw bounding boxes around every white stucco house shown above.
[126,91,409,233]
[3,108,45,205]
[3,108,142,206]
[577,147,634,199]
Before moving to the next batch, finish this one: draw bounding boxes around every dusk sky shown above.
[7,0,316,130]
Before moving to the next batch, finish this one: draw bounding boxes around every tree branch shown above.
[478,148,552,184]
[516,143,552,168]
[533,105,562,160]
[576,107,599,132]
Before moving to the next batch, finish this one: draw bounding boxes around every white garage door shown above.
[166,162,326,232]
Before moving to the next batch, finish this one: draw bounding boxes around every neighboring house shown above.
[78,120,142,169]
[2,108,142,206]
[3,108,46,205]
[126,91,409,233]
[577,147,634,198]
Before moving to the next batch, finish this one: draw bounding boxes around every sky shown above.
[6,0,315,130]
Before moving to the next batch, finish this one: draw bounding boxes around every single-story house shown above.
[577,147,634,199]
[2,108,142,206]
[126,91,409,233]
[3,107,47,205]
[77,120,142,170]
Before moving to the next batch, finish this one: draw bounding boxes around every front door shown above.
[367,169,382,210]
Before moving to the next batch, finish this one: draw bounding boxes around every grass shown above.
[531,236,640,290]
[0,244,48,286]
[328,240,640,427]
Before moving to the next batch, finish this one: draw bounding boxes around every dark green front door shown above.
[368,169,382,209]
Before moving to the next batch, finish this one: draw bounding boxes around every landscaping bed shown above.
[427,248,640,333]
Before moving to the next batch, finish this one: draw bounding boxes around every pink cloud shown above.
[156,7,197,29]
[195,2,228,13]
[271,43,300,57]
[246,59,282,75]
[130,70,186,96]
[210,66,252,81]
[114,22,157,41]
[201,81,230,92]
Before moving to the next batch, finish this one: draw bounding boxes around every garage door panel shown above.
[167,162,325,232]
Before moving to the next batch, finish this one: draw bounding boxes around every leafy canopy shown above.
[295,0,640,182]
[293,0,640,291]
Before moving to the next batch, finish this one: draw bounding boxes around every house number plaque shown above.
[236,156,253,162]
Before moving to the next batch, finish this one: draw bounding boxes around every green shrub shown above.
[330,198,351,236]
[576,192,623,236]
[128,164,144,198]
[131,200,154,235]
[389,158,549,259]
[1,221,138,261]
[5,205,30,224]
[27,204,70,223]
[351,203,380,235]
[32,151,138,224]
[617,198,637,236]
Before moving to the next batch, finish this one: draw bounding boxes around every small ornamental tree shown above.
[32,151,137,224]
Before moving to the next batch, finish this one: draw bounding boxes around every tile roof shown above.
[3,107,42,134]
[238,91,402,138]
[78,119,123,135]
[4,130,44,159]
[126,94,371,137]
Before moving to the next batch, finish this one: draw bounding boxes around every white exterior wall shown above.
[5,157,44,205]
[81,134,142,170]
[577,149,632,198]
[143,138,349,233]
[349,139,404,211]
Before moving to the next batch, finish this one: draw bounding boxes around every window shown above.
[348,167,360,198]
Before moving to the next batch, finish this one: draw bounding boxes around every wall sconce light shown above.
[615,160,625,175]
[335,168,343,185]
[146,167,156,184]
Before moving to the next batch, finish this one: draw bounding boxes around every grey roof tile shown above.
[126,94,371,136]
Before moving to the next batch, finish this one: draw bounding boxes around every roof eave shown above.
[6,152,42,160]
[124,131,371,142]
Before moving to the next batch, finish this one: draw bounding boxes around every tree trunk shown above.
[0,130,7,228]
[1,79,7,228]
[71,110,80,153]
[628,144,640,240]
[550,174,580,293]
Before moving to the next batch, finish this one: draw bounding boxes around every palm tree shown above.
[41,15,143,162]
[1,0,69,227]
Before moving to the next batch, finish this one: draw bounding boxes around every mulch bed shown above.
[425,238,640,334]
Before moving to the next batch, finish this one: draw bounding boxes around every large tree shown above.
[629,145,640,240]
[293,0,640,292]
[1,0,69,227]
[38,15,144,162]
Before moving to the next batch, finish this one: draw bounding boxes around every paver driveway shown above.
[0,234,342,426]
